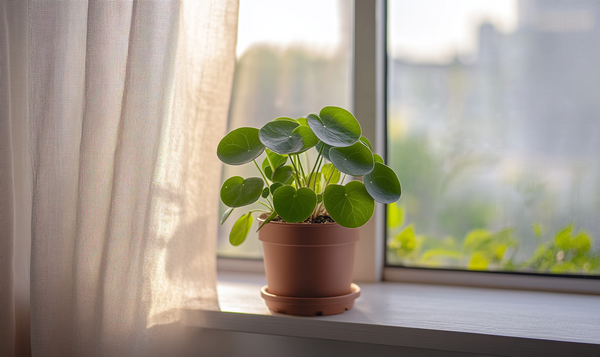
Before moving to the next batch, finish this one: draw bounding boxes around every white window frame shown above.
[219,0,600,295]
[351,0,386,282]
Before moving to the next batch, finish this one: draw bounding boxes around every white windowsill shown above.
[183,271,600,356]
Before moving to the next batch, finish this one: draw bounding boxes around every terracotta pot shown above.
[257,215,361,315]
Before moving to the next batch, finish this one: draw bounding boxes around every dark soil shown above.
[272,215,335,224]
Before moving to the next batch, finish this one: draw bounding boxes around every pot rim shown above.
[257,213,341,227]
[257,213,359,245]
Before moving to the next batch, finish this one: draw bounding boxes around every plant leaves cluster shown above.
[387,202,600,275]
[217,106,401,246]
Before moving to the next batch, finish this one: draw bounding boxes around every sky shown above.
[389,0,517,62]
[236,0,343,57]
[236,0,517,63]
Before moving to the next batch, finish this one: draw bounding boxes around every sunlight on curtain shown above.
[0,0,238,356]
[148,0,239,327]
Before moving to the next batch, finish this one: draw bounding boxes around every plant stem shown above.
[249,208,271,214]
[306,145,324,189]
[324,167,336,188]
[313,155,325,191]
[289,156,303,186]
[254,159,270,185]
[304,152,311,173]
[253,160,275,205]
[341,173,347,184]
[296,155,307,185]
[315,202,324,217]
[257,200,274,211]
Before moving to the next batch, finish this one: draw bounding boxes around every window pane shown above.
[217,0,352,258]
[387,0,600,275]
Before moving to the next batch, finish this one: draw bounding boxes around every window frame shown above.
[351,0,387,282]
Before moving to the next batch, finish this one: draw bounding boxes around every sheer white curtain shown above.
[0,0,239,356]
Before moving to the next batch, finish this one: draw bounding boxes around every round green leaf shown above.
[273,186,317,223]
[220,176,264,208]
[373,153,384,164]
[316,141,333,161]
[217,127,265,165]
[322,163,340,184]
[323,181,374,228]
[269,182,283,194]
[265,148,287,170]
[264,166,273,180]
[257,211,277,232]
[272,165,294,184]
[261,157,270,171]
[329,141,375,176]
[261,187,270,198]
[307,106,361,147]
[230,212,253,246]
[359,136,373,150]
[261,157,274,180]
[259,120,304,154]
[220,207,234,225]
[293,125,319,151]
[274,117,297,123]
[296,117,308,126]
[364,162,401,204]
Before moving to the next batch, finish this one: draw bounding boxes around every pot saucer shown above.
[260,284,360,316]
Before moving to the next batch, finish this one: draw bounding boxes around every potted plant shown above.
[217,106,401,315]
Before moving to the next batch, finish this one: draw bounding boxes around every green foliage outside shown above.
[386,123,600,276]
[387,201,600,275]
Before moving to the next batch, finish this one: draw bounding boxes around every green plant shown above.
[217,106,401,246]
[523,224,600,274]
[387,201,600,275]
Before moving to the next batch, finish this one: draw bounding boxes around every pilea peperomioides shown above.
[217,106,402,246]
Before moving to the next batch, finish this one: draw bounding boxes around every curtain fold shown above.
[1,1,31,356]
[1,0,239,355]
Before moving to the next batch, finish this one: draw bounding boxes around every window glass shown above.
[218,0,352,258]
[387,0,600,275]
